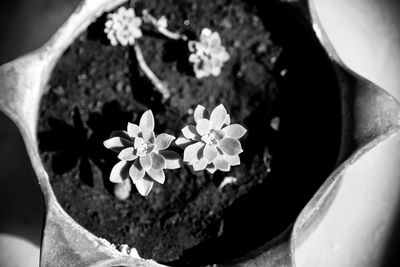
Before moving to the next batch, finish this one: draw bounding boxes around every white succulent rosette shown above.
[177,104,246,173]
[104,6,143,46]
[188,28,230,78]
[104,110,181,196]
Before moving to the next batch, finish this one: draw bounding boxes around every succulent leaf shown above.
[159,150,182,169]
[134,137,145,149]
[214,157,230,171]
[219,137,243,156]
[135,177,154,196]
[110,130,131,140]
[110,161,131,183]
[155,133,175,150]
[223,124,247,139]
[139,154,152,171]
[193,157,208,171]
[127,123,141,138]
[129,160,145,183]
[224,154,241,166]
[204,144,218,163]
[210,104,228,130]
[211,129,225,140]
[206,164,217,174]
[224,114,231,126]
[151,152,166,170]
[196,119,211,136]
[183,142,205,163]
[144,132,156,143]
[147,168,165,184]
[194,105,209,122]
[118,147,137,161]
[181,125,200,140]
[139,110,155,137]
[175,137,193,148]
[103,137,132,152]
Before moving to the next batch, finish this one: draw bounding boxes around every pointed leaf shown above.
[144,132,155,143]
[135,177,154,196]
[194,105,209,122]
[181,125,200,140]
[110,130,131,140]
[219,137,243,156]
[139,110,155,136]
[210,104,228,130]
[206,163,217,174]
[224,114,231,126]
[118,147,137,161]
[147,168,165,184]
[159,150,182,169]
[211,129,225,140]
[104,137,131,152]
[204,144,218,163]
[155,133,175,150]
[196,119,211,136]
[224,154,240,166]
[110,161,131,183]
[129,160,145,183]
[214,157,230,171]
[223,124,247,139]
[127,123,141,138]
[183,142,205,163]
[151,152,166,170]
[175,137,192,148]
[139,154,152,171]
[193,158,208,171]
[145,144,155,154]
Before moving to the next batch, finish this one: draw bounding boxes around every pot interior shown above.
[36,0,341,265]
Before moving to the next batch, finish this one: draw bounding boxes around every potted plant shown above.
[1,0,400,266]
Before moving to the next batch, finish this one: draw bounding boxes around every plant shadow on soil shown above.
[167,1,341,266]
[39,101,135,194]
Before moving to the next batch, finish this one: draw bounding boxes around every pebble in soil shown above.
[37,0,341,265]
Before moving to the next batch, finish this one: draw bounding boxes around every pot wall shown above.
[295,1,400,266]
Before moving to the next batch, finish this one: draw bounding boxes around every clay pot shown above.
[1,0,400,266]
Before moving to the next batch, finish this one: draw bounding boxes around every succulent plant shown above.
[188,28,230,78]
[104,110,181,196]
[177,104,246,173]
[104,6,143,46]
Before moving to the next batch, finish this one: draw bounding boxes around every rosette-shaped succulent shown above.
[188,28,230,79]
[104,110,181,196]
[104,6,143,46]
[177,105,246,173]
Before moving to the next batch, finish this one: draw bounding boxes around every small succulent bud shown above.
[104,6,143,46]
[188,28,230,78]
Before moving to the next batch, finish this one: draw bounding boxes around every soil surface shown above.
[38,0,341,265]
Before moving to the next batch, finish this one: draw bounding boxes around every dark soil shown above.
[37,0,341,265]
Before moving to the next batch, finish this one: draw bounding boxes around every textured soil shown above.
[37,0,341,265]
